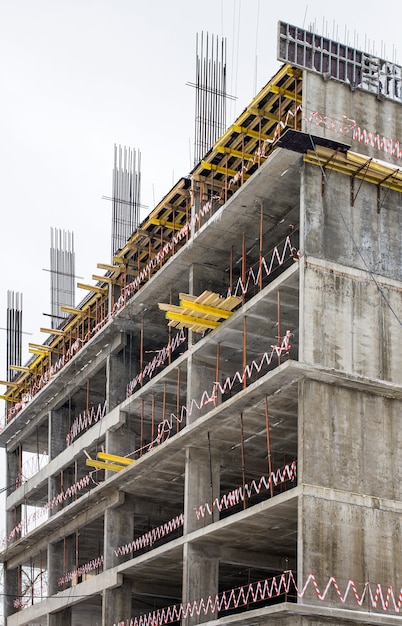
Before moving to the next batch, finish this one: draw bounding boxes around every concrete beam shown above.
[6,570,122,626]
[7,407,125,509]
[5,331,126,454]
[4,492,123,569]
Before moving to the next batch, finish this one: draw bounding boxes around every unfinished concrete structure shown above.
[1,21,402,626]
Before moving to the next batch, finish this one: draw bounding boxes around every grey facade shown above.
[1,33,402,626]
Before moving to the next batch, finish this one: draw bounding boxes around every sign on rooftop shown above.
[278,21,402,104]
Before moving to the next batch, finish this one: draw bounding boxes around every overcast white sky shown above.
[1,0,402,368]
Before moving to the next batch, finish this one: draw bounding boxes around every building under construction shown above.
[1,21,402,626]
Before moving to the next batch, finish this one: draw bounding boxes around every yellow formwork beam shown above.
[0,380,19,388]
[200,161,250,180]
[86,459,126,473]
[77,283,108,294]
[149,218,183,231]
[60,306,85,316]
[166,312,220,329]
[0,395,19,403]
[232,125,270,141]
[215,146,256,161]
[97,452,134,466]
[179,299,234,319]
[269,84,303,103]
[9,365,31,373]
[40,328,65,336]
[92,274,121,285]
[29,343,52,352]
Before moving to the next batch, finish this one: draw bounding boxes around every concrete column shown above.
[106,348,128,413]
[48,408,71,517]
[182,544,219,625]
[47,607,72,626]
[4,447,21,618]
[102,577,132,626]
[183,447,220,534]
[103,494,134,569]
[186,355,215,424]
[102,493,134,625]
[182,447,220,624]
[46,538,72,625]
[189,263,227,299]
[48,539,68,596]
[49,408,70,459]
[3,566,19,619]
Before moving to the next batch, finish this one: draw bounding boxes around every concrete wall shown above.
[301,166,402,282]
[299,165,402,382]
[298,379,402,601]
[302,71,402,167]
[299,380,402,501]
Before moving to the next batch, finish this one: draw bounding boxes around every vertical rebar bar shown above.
[265,396,274,497]
[240,412,247,510]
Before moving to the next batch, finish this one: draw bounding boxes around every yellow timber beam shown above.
[0,380,19,388]
[0,394,19,403]
[269,84,303,103]
[40,327,65,336]
[166,312,220,329]
[148,218,183,231]
[200,162,249,180]
[180,299,234,319]
[215,146,256,161]
[86,459,125,472]
[77,283,108,294]
[60,306,84,316]
[232,125,270,141]
[97,452,135,466]
[97,263,118,272]
[9,365,31,373]
[29,343,53,352]
[92,274,121,285]
[29,348,51,356]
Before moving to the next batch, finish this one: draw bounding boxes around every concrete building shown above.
[1,21,402,626]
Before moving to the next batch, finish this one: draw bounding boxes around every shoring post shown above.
[229,245,233,296]
[151,394,155,442]
[186,197,189,242]
[140,399,144,456]
[241,135,245,185]
[63,537,67,587]
[240,412,247,510]
[264,396,274,497]
[40,551,43,599]
[31,557,34,605]
[75,529,79,573]
[259,203,263,291]
[148,239,152,280]
[86,380,89,413]
[242,232,246,303]
[74,459,78,500]
[17,564,21,607]
[160,227,163,268]
[225,157,228,203]
[176,367,181,434]
[277,290,281,366]
[162,383,167,441]
[243,316,247,390]
[140,315,144,384]
[169,289,173,365]
[214,342,220,407]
